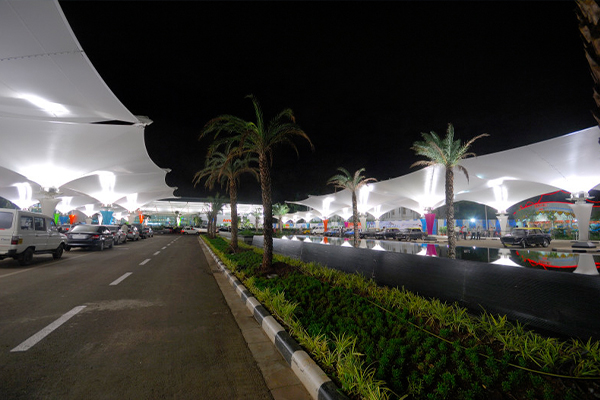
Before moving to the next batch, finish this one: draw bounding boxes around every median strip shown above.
[11,305,87,352]
[109,272,133,286]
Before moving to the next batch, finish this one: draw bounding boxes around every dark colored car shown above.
[65,225,114,251]
[106,225,127,245]
[124,225,141,241]
[501,227,551,248]
[58,224,76,234]
[374,227,401,240]
[323,229,341,237]
[141,226,154,238]
[397,227,427,241]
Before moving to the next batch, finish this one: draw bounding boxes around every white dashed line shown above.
[11,306,87,352]
[110,272,132,286]
[161,247,167,250]
[139,259,151,265]
[153,251,160,256]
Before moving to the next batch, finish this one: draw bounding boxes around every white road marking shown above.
[139,259,151,265]
[109,272,132,286]
[161,247,167,250]
[153,251,160,256]
[11,305,87,352]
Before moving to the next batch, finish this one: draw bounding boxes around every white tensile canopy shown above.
[289,126,600,242]
[0,0,173,216]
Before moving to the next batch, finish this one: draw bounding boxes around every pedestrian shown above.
[455,225,461,241]
[462,226,467,240]
[476,225,481,240]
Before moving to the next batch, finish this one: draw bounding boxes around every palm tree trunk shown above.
[259,153,273,271]
[446,167,456,259]
[229,180,238,252]
[352,191,359,247]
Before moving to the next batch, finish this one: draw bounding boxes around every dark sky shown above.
[59,1,597,204]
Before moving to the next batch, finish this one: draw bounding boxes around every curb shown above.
[201,240,348,400]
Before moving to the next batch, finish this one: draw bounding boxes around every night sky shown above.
[59,1,597,204]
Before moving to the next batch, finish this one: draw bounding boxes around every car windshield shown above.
[510,229,527,236]
[71,225,101,233]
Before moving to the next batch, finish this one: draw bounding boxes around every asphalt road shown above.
[0,235,271,400]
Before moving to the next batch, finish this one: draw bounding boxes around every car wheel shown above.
[542,238,549,248]
[53,244,64,260]
[108,240,114,249]
[98,241,104,251]
[18,247,34,266]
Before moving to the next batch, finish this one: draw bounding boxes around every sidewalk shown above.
[199,240,313,400]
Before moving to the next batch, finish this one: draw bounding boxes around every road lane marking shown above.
[161,246,167,250]
[153,251,160,256]
[11,305,87,352]
[109,272,133,286]
[139,259,151,265]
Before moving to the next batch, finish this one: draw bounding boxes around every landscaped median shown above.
[201,236,600,400]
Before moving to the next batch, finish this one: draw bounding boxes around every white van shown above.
[0,208,67,265]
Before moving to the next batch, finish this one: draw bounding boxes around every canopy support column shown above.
[496,213,509,237]
[569,191,595,248]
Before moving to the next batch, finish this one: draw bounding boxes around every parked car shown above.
[0,208,66,265]
[141,226,154,238]
[65,224,114,251]
[374,227,401,240]
[359,230,378,239]
[58,224,77,234]
[311,227,325,235]
[182,226,202,235]
[501,227,551,248]
[159,227,173,234]
[323,229,341,237]
[123,225,141,241]
[106,225,127,245]
[397,227,427,241]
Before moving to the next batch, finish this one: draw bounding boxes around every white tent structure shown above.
[290,126,600,246]
[0,1,173,219]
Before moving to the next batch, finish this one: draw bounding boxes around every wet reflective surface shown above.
[281,235,600,275]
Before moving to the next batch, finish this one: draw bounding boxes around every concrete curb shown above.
[201,240,348,400]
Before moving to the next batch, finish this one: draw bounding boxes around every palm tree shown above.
[575,0,600,127]
[200,95,313,272]
[205,193,226,239]
[193,143,258,251]
[411,123,488,259]
[251,208,262,232]
[327,167,376,247]
[272,203,290,234]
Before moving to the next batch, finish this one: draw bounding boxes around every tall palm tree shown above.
[411,123,488,259]
[575,0,600,127]
[272,203,290,234]
[193,143,258,252]
[200,95,313,272]
[327,167,376,247]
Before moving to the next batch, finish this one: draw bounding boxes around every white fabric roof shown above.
[290,126,600,220]
[0,0,173,215]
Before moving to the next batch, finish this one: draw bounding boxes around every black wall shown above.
[253,236,600,340]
